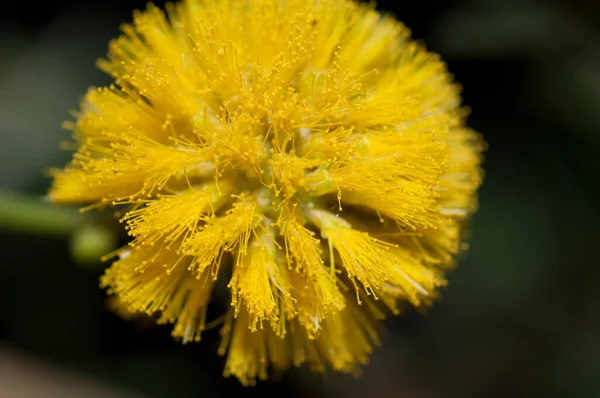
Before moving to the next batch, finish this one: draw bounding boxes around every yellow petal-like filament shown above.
[287,270,345,338]
[380,247,447,311]
[219,300,379,385]
[280,217,345,336]
[312,301,380,375]
[229,232,282,331]
[122,181,232,249]
[307,208,399,301]
[101,243,214,343]
[438,127,485,218]
[158,271,214,344]
[50,135,212,205]
[304,127,447,228]
[301,126,363,161]
[219,309,271,387]
[182,195,262,277]
[280,216,325,275]
[69,86,173,144]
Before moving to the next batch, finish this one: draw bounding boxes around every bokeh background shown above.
[1,0,599,397]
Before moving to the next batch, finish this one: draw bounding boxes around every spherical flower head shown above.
[49,0,484,386]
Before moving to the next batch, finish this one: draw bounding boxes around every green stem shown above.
[0,192,81,237]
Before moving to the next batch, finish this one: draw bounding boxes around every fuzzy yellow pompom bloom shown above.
[49,0,484,386]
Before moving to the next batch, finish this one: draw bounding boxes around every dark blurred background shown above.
[1,0,599,397]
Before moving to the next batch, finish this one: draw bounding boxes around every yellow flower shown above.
[49,0,484,386]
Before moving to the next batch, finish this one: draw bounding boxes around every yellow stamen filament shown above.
[122,181,232,249]
[229,231,283,331]
[280,217,345,336]
[182,195,261,278]
[101,242,214,343]
[307,208,398,301]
